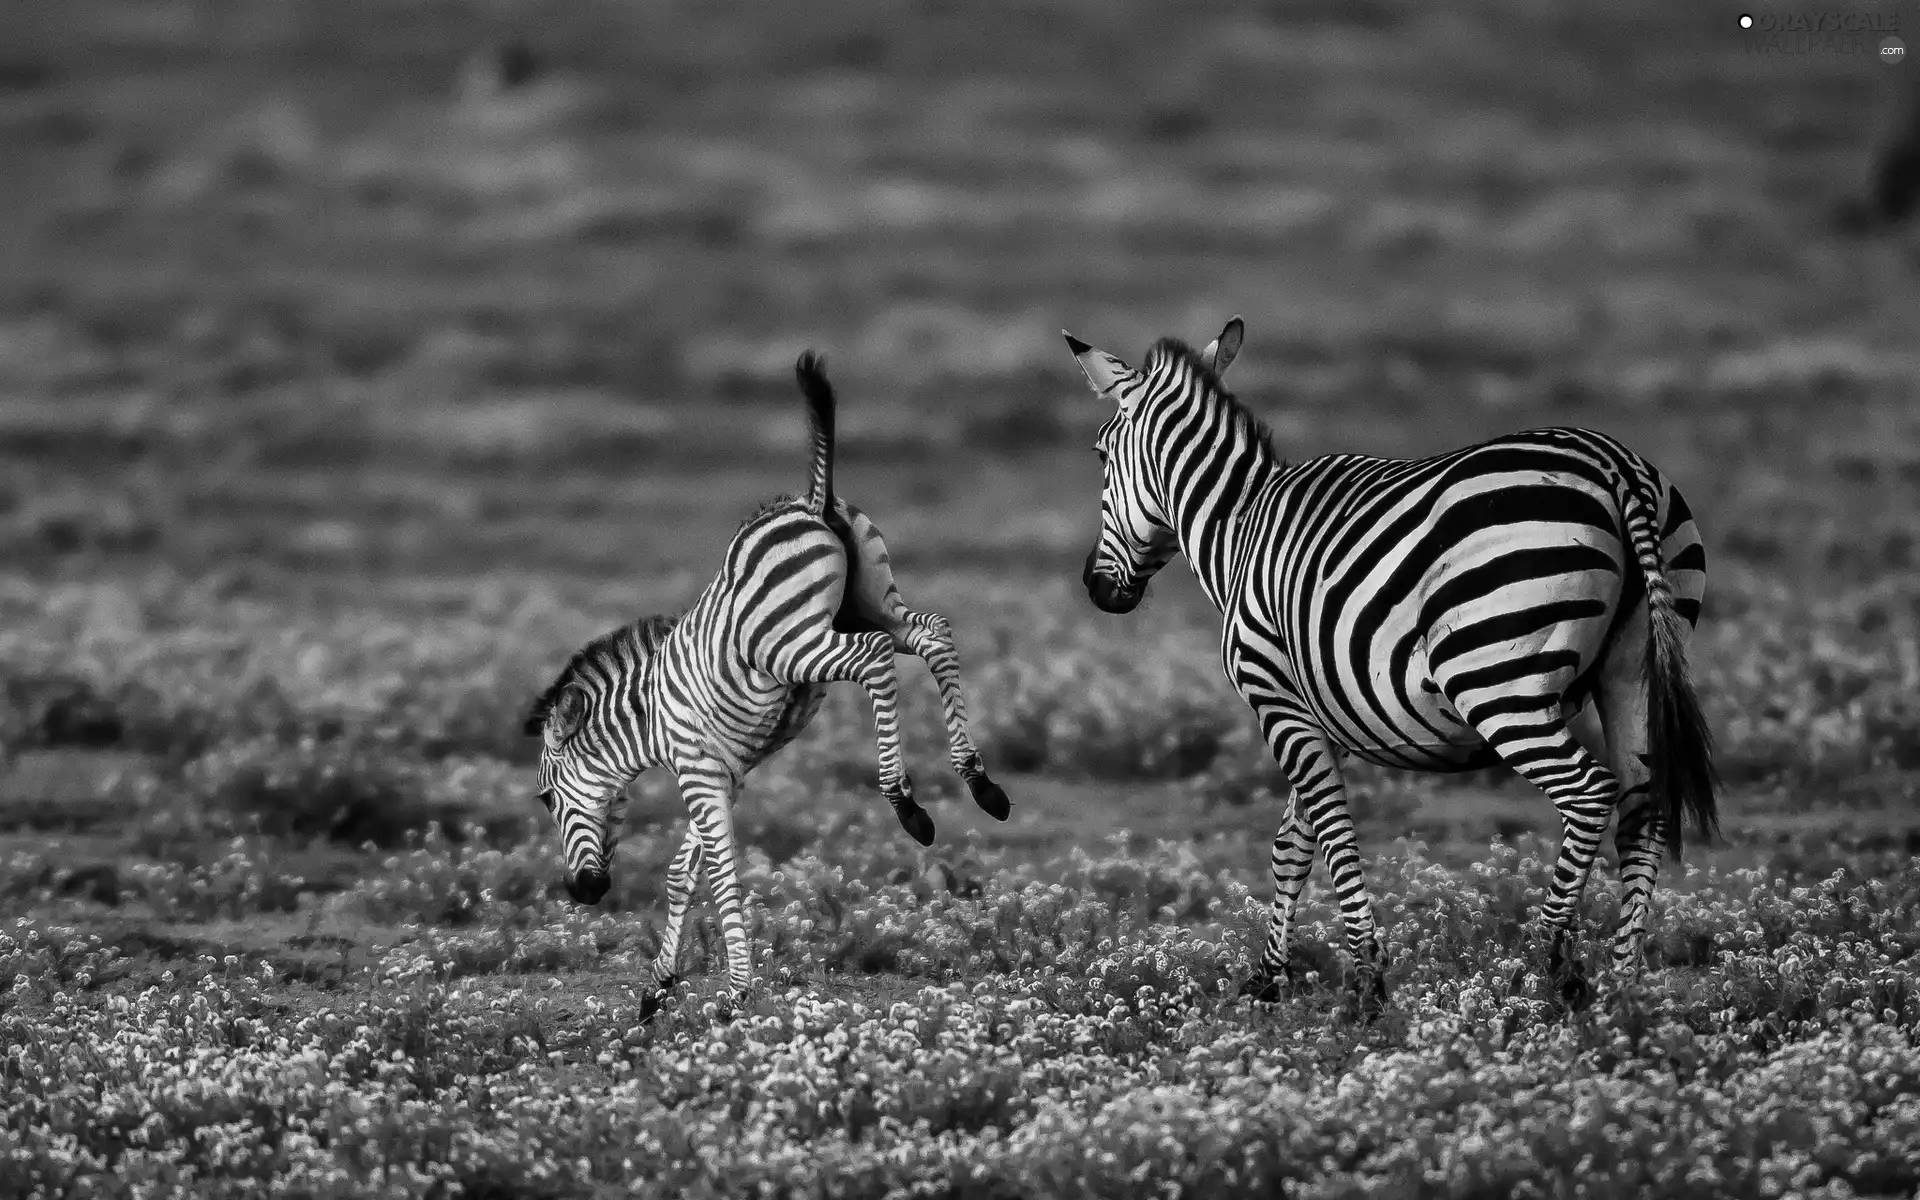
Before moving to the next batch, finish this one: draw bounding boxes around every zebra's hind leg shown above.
[1241,804,1315,1003]
[1593,598,1663,980]
[764,627,932,846]
[1457,691,1621,1011]
[1609,790,1660,981]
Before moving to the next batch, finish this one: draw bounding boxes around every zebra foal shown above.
[1061,318,1718,1012]
[524,352,1011,1015]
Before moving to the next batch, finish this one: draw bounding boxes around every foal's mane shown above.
[523,613,679,734]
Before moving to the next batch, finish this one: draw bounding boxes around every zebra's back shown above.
[1242,427,1706,771]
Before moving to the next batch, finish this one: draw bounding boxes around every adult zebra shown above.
[1061,319,1718,1012]
[524,351,1011,1016]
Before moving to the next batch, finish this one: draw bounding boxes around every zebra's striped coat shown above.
[525,353,1011,1015]
[1064,320,1718,1012]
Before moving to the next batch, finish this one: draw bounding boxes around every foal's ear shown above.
[1062,331,1147,414]
[1201,315,1245,377]
[543,683,590,748]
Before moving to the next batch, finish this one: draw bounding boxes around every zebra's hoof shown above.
[1239,971,1285,1004]
[637,981,676,1024]
[1608,953,1646,989]
[1548,937,1593,1011]
[1554,964,1594,1012]
[1347,969,1389,1023]
[893,798,936,846]
[966,772,1012,821]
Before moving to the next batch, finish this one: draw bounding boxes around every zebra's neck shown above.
[1155,408,1278,613]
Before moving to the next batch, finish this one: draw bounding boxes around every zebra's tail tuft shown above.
[794,350,836,518]
[1623,483,1720,861]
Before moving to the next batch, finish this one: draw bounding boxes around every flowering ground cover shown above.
[1,572,1919,1197]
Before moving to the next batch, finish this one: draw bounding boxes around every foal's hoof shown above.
[1239,971,1285,1004]
[966,772,1012,821]
[713,987,751,1023]
[891,793,936,846]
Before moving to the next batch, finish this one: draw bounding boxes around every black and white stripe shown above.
[1063,319,1719,1011]
[525,351,1011,1012]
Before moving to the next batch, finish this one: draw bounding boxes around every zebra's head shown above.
[523,617,674,906]
[1061,317,1245,614]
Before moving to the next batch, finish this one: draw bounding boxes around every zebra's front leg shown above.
[897,611,1011,821]
[637,825,704,1024]
[1268,725,1387,1018]
[677,763,757,1015]
[1241,804,1315,1003]
[764,630,932,846]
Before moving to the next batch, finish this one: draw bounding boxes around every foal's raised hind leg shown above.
[834,502,1013,821]
[763,625,932,845]
[893,611,1011,819]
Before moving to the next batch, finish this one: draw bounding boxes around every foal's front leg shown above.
[637,825,704,1023]
[676,761,756,1012]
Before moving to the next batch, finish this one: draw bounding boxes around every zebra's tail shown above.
[1620,479,1720,861]
[794,350,836,518]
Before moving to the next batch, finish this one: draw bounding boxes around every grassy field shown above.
[5,0,1920,1195]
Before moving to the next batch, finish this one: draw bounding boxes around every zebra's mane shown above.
[1143,337,1283,466]
[522,613,680,735]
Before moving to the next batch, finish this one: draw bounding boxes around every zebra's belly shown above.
[1318,669,1589,773]
[1327,698,1497,770]
[736,684,828,773]
[1334,727,1502,773]
[1276,648,1496,771]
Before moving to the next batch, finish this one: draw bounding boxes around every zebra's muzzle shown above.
[566,866,610,906]
[1084,554,1144,613]
[1088,578,1142,614]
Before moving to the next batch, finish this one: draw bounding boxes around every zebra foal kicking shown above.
[1061,318,1718,1013]
[524,351,1011,1015]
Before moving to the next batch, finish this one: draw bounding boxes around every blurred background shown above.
[5,0,1919,568]
[3,0,1920,858]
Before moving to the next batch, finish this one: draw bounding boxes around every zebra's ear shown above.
[1202,316,1245,377]
[1062,331,1143,410]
